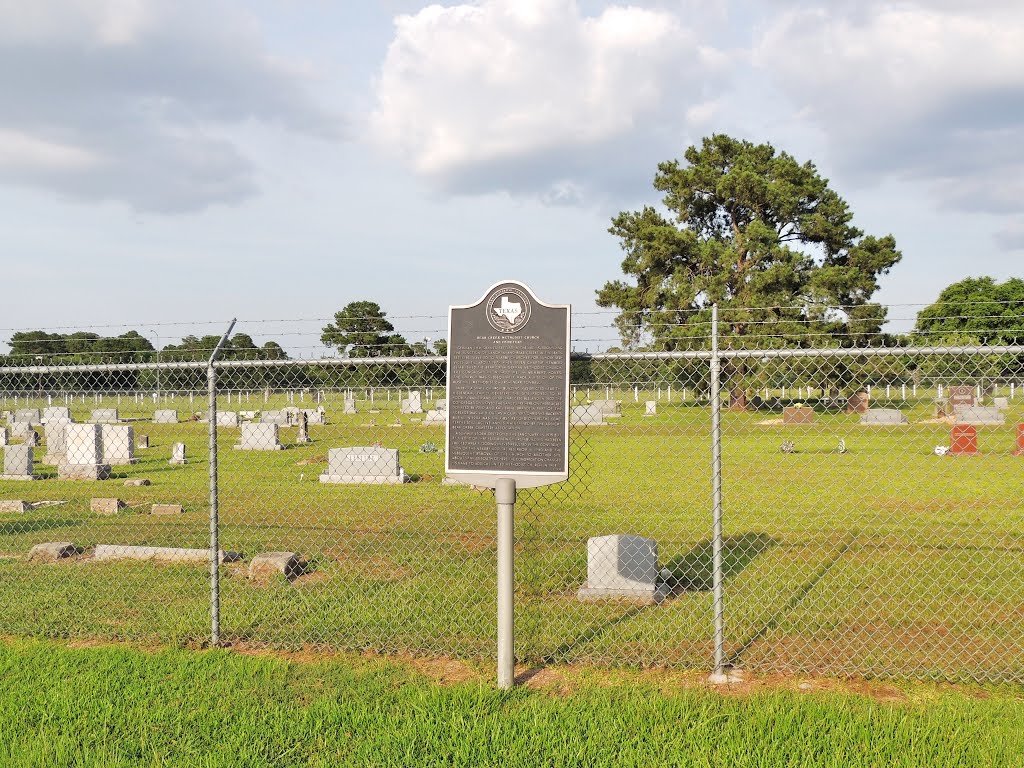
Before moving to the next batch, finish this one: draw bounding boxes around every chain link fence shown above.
[0,318,1022,683]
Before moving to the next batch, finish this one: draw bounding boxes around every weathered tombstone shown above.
[296,412,311,444]
[950,425,978,455]
[424,409,445,424]
[169,442,187,465]
[249,551,304,578]
[101,424,137,465]
[260,410,289,426]
[434,398,448,412]
[13,408,41,425]
[10,422,32,440]
[28,542,76,562]
[303,408,327,425]
[234,422,283,450]
[136,434,149,450]
[91,408,119,424]
[570,404,605,426]
[91,498,126,516]
[319,447,408,484]
[591,399,621,418]
[25,429,39,448]
[577,534,665,603]
[956,407,1005,426]
[783,406,815,424]
[58,424,111,480]
[42,406,71,424]
[343,398,357,415]
[216,411,239,427]
[153,409,178,424]
[993,396,1010,410]
[93,544,239,563]
[2,444,36,480]
[0,500,28,513]
[948,385,975,409]
[728,386,748,412]
[151,504,184,515]
[400,392,423,414]
[860,408,909,425]
[1016,424,1024,457]
[846,392,869,414]
[645,401,657,416]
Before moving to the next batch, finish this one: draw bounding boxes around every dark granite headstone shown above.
[446,281,570,489]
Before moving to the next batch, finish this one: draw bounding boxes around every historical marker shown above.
[445,280,570,489]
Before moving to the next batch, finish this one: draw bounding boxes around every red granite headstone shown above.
[783,406,815,424]
[846,392,869,414]
[950,425,978,455]
[948,385,975,408]
[728,386,748,412]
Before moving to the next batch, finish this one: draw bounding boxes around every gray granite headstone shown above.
[860,408,909,425]
[235,422,283,450]
[424,409,445,424]
[25,429,39,448]
[570,404,605,426]
[296,412,310,444]
[302,408,326,425]
[2,444,35,480]
[42,407,71,424]
[10,422,33,439]
[578,534,666,603]
[153,409,178,424]
[13,409,41,425]
[58,423,111,480]
[216,411,239,427]
[591,399,621,418]
[319,446,408,484]
[994,397,1010,410]
[260,410,289,426]
[44,423,67,464]
[343,398,357,415]
[91,408,119,424]
[400,392,423,414]
[101,424,137,465]
[956,406,1006,426]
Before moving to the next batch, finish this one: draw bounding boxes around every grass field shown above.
[1,388,1023,683]
[1,637,1023,767]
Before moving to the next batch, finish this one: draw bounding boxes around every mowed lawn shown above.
[1,637,1023,768]
[1,392,1022,683]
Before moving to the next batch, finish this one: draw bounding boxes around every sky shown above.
[2,0,1021,355]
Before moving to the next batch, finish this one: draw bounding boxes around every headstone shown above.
[0,427,7,446]
[343,398,357,415]
[950,425,978,455]
[645,401,657,416]
[13,408,41,425]
[845,393,869,414]
[260,410,289,426]
[994,397,1010,410]
[151,504,184,515]
[234,423,283,451]
[42,407,71,424]
[136,434,149,449]
[434,398,447,412]
[860,408,909,425]
[91,408,119,424]
[2,445,35,480]
[303,408,327,425]
[239,410,257,420]
[424,409,445,424]
[248,551,304,578]
[570,404,605,426]
[577,534,666,603]
[91,498,126,515]
[124,478,151,487]
[783,406,815,425]
[955,407,1005,426]
[25,429,39,448]
[319,447,408,484]
[92,544,240,563]
[400,392,423,414]
[933,398,950,419]
[0,500,28,513]
[59,424,111,480]
[1015,424,1024,457]
[216,411,239,427]
[43,423,67,464]
[169,443,187,465]
[948,385,975,409]
[153,409,178,424]
[101,424,137,465]
[10,421,32,440]
[296,412,311,444]
[591,399,621,418]
[728,386,748,412]
[28,542,77,562]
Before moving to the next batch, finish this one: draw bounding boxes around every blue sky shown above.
[2,0,1021,353]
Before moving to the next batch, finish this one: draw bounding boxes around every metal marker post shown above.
[207,318,236,647]
[496,477,516,689]
[710,304,725,676]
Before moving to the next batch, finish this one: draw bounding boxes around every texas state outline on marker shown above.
[492,295,522,324]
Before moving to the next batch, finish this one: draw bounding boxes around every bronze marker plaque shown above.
[445,281,570,489]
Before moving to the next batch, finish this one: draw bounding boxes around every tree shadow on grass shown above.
[662,532,777,593]
[0,518,82,534]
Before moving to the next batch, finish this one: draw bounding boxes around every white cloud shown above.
[754,1,1024,247]
[370,0,726,202]
[0,0,342,212]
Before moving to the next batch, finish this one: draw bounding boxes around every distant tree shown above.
[597,134,902,351]
[8,330,155,362]
[321,301,409,358]
[914,277,1024,345]
[433,338,448,357]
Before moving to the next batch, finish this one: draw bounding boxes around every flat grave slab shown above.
[319,447,408,484]
[860,408,909,425]
[28,542,77,562]
[92,545,241,564]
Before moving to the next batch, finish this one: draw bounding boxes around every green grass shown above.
[1,637,1023,767]
[1,391,1023,683]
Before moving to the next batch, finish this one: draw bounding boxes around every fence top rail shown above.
[1,344,1022,375]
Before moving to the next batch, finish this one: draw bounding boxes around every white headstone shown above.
[578,534,665,603]
[91,408,119,424]
[153,409,178,424]
[170,442,187,464]
[400,392,423,414]
[13,409,41,425]
[101,424,137,465]
[645,401,657,416]
[235,422,283,450]
[570,404,605,426]
[58,423,111,480]
[319,447,408,484]
[43,422,67,464]
[2,444,35,480]
[216,411,239,427]
[860,408,909,425]
[42,406,71,424]
[343,398,357,415]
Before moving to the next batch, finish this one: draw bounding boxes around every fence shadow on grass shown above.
[663,532,777,593]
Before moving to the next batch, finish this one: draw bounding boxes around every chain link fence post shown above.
[709,303,726,677]
[207,319,236,647]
